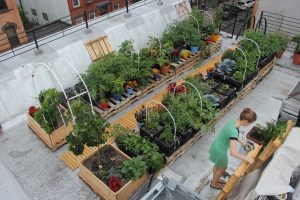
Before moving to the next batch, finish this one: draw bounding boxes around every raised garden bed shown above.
[177,128,193,144]
[27,112,73,151]
[203,78,221,91]
[79,144,148,200]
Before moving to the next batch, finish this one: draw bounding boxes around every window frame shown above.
[31,8,37,16]
[42,12,49,21]
[72,0,80,8]
[75,16,84,24]
[89,11,96,20]
[0,0,8,12]
[113,4,119,11]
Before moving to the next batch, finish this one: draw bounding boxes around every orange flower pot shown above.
[211,34,220,42]
[293,53,300,65]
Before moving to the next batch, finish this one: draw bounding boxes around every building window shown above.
[89,12,96,20]
[76,16,83,24]
[31,8,37,16]
[113,4,119,11]
[5,25,20,47]
[0,0,8,12]
[73,0,80,8]
[100,5,108,15]
[42,12,48,21]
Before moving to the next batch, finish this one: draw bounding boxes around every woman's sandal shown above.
[210,181,225,190]
[218,179,227,184]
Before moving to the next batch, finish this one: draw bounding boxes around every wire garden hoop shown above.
[172,80,203,111]
[31,63,71,132]
[240,37,261,70]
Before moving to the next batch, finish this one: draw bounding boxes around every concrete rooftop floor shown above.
[1,36,300,200]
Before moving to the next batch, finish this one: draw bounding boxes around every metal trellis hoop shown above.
[196,9,214,27]
[52,58,95,117]
[240,37,261,70]
[235,47,248,81]
[31,63,74,126]
[187,14,200,34]
[172,80,203,111]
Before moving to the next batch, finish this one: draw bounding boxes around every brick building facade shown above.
[0,0,27,52]
[67,0,138,24]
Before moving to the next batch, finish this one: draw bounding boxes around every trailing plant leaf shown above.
[121,157,147,180]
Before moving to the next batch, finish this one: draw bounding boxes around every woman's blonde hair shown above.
[240,108,257,123]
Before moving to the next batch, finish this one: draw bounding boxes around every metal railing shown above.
[0,0,159,62]
[257,11,300,52]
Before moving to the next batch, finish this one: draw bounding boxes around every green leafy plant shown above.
[159,125,174,144]
[292,34,300,54]
[270,32,290,52]
[34,88,63,134]
[255,121,288,146]
[121,157,147,180]
[220,83,231,93]
[145,109,161,133]
[118,39,135,56]
[221,49,236,61]
[66,100,109,155]
[233,70,244,81]
[143,151,164,172]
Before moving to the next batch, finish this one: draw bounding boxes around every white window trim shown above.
[73,0,80,8]
[76,16,84,24]
[89,12,96,20]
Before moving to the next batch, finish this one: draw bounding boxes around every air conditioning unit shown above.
[86,0,94,3]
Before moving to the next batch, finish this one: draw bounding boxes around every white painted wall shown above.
[16,0,71,25]
[0,0,191,122]
[256,0,300,21]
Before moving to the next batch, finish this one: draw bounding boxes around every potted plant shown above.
[180,49,192,60]
[139,109,164,141]
[215,83,236,103]
[211,6,223,42]
[271,32,290,58]
[151,68,160,81]
[157,53,170,76]
[246,120,288,146]
[292,34,300,65]
[113,125,164,174]
[135,106,146,128]
[28,88,73,151]
[124,80,138,95]
[154,126,175,157]
[170,48,181,64]
[166,82,186,96]
[188,34,203,54]
[110,78,125,101]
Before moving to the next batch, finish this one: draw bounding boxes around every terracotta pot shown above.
[99,100,109,110]
[276,50,285,59]
[160,64,170,75]
[293,53,300,65]
[211,34,220,42]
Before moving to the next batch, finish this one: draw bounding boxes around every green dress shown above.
[209,118,239,167]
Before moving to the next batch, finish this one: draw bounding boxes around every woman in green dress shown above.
[209,108,257,189]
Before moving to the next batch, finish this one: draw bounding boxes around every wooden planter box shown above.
[27,113,73,151]
[79,144,149,200]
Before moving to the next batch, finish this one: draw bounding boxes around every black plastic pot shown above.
[214,85,237,104]
[154,134,181,157]
[140,125,164,141]
[212,71,228,82]
[177,128,193,144]
[203,78,221,91]
[226,76,246,91]
[258,53,275,70]
[246,70,258,84]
